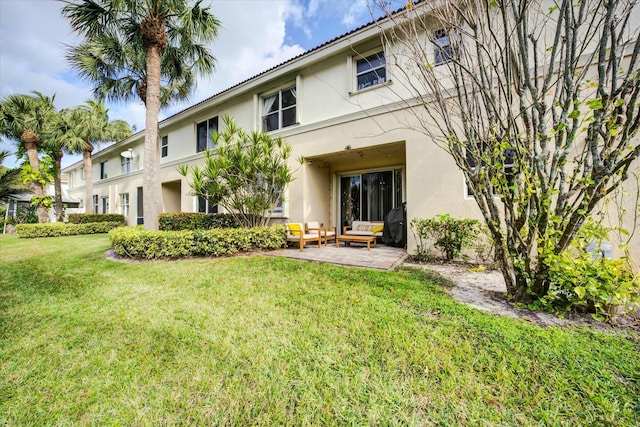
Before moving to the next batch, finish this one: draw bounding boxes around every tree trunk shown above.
[23,138,48,223]
[54,148,63,222]
[83,148,93,214]
[143,43,163,231]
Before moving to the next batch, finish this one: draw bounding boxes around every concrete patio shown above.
[269,242,407,270]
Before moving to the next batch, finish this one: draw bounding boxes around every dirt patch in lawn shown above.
[403,261,639,333]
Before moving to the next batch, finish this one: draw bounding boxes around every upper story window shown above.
[161,135,168,158]
[356,52,386,91]
[100,161,108,179]
[262,86,297,132]
[196,117,218,153]
[121,155,131,173]
[434,28,453,65]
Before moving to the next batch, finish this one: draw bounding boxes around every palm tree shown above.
[42,107,79,221]
[50,101,131,216]
[43,107,80,222]
[0,151,22,200]
[0,92,56,223]
[62,0,221,230]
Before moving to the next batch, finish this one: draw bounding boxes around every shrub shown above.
[410,214,482,261]
[15,222,122,238]
[5,206,38,225]
[68,213,125,224]
[542,252,640,316]
[539,221,640,317]
[109,224,286,260]
[158,212,239,231]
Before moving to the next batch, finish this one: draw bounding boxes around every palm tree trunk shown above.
[83,149,93,214]
[143,43,163,231]
[23,139,48,223]
[54,148,64,222]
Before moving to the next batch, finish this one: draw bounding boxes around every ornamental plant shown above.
[179,115,301,228]
[541,221,640,316]
[410,214,481,261]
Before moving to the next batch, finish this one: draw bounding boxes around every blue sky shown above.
[0,0,381,168]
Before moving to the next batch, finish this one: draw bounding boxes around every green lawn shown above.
[1,234,639,425]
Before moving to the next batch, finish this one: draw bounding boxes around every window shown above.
[101,196,109,214]
[92,194,99,214]
[271,197,284,216]
[197,196,218,214]
[120,193,129,217]
[434,28,453,65]
[100,161,108,179]
[136,187,144,225]
[161,135,168,158]
[121,155,131,173]
[465,144,486,197]
[262,86,297,132]
[356,52,386,91]
[196,117,218,153]
[465,145,515,197]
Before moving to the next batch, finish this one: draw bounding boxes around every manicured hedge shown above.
[16,222,123,238]
[68,214,125,224]
[109,224,286,259]
[158,212,238,231]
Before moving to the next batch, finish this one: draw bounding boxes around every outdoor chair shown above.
[305,221,336,246]
[285,223,322,251]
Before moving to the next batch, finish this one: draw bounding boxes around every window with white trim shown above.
[121,155,131,173]
[101,196,109,214]
[465,145,514,197]
[120,193,129,217]
[100,161,108,179]
[197,196,218,214]
[161,135,168,158]
[92,194,99,214]
[196,117,218,153]
[355,51,386,91]
[262,86,297,132]
[434,28,454,65]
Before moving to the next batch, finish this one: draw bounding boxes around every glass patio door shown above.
[339,169,402,230]
[340,175,360,228]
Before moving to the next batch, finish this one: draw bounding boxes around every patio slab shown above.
[269,243,407,270]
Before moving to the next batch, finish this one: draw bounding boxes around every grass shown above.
[1,234,639,425]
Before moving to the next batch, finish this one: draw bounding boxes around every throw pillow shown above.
[288,223,302,236]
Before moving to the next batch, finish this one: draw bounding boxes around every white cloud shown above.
[1,0,306,144]
[167,0,307,111]
[343,0,371,27]
[0,0,373,168]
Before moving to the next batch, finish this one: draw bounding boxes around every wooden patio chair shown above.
[285,223,322,251]
[305,221,336,246]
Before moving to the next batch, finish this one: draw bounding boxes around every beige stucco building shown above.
[62,2,640,263]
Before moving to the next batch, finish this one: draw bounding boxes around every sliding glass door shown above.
[339,168,403,229]
[340,175,360,227]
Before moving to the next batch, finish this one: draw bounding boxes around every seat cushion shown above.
[287,223,303,236]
